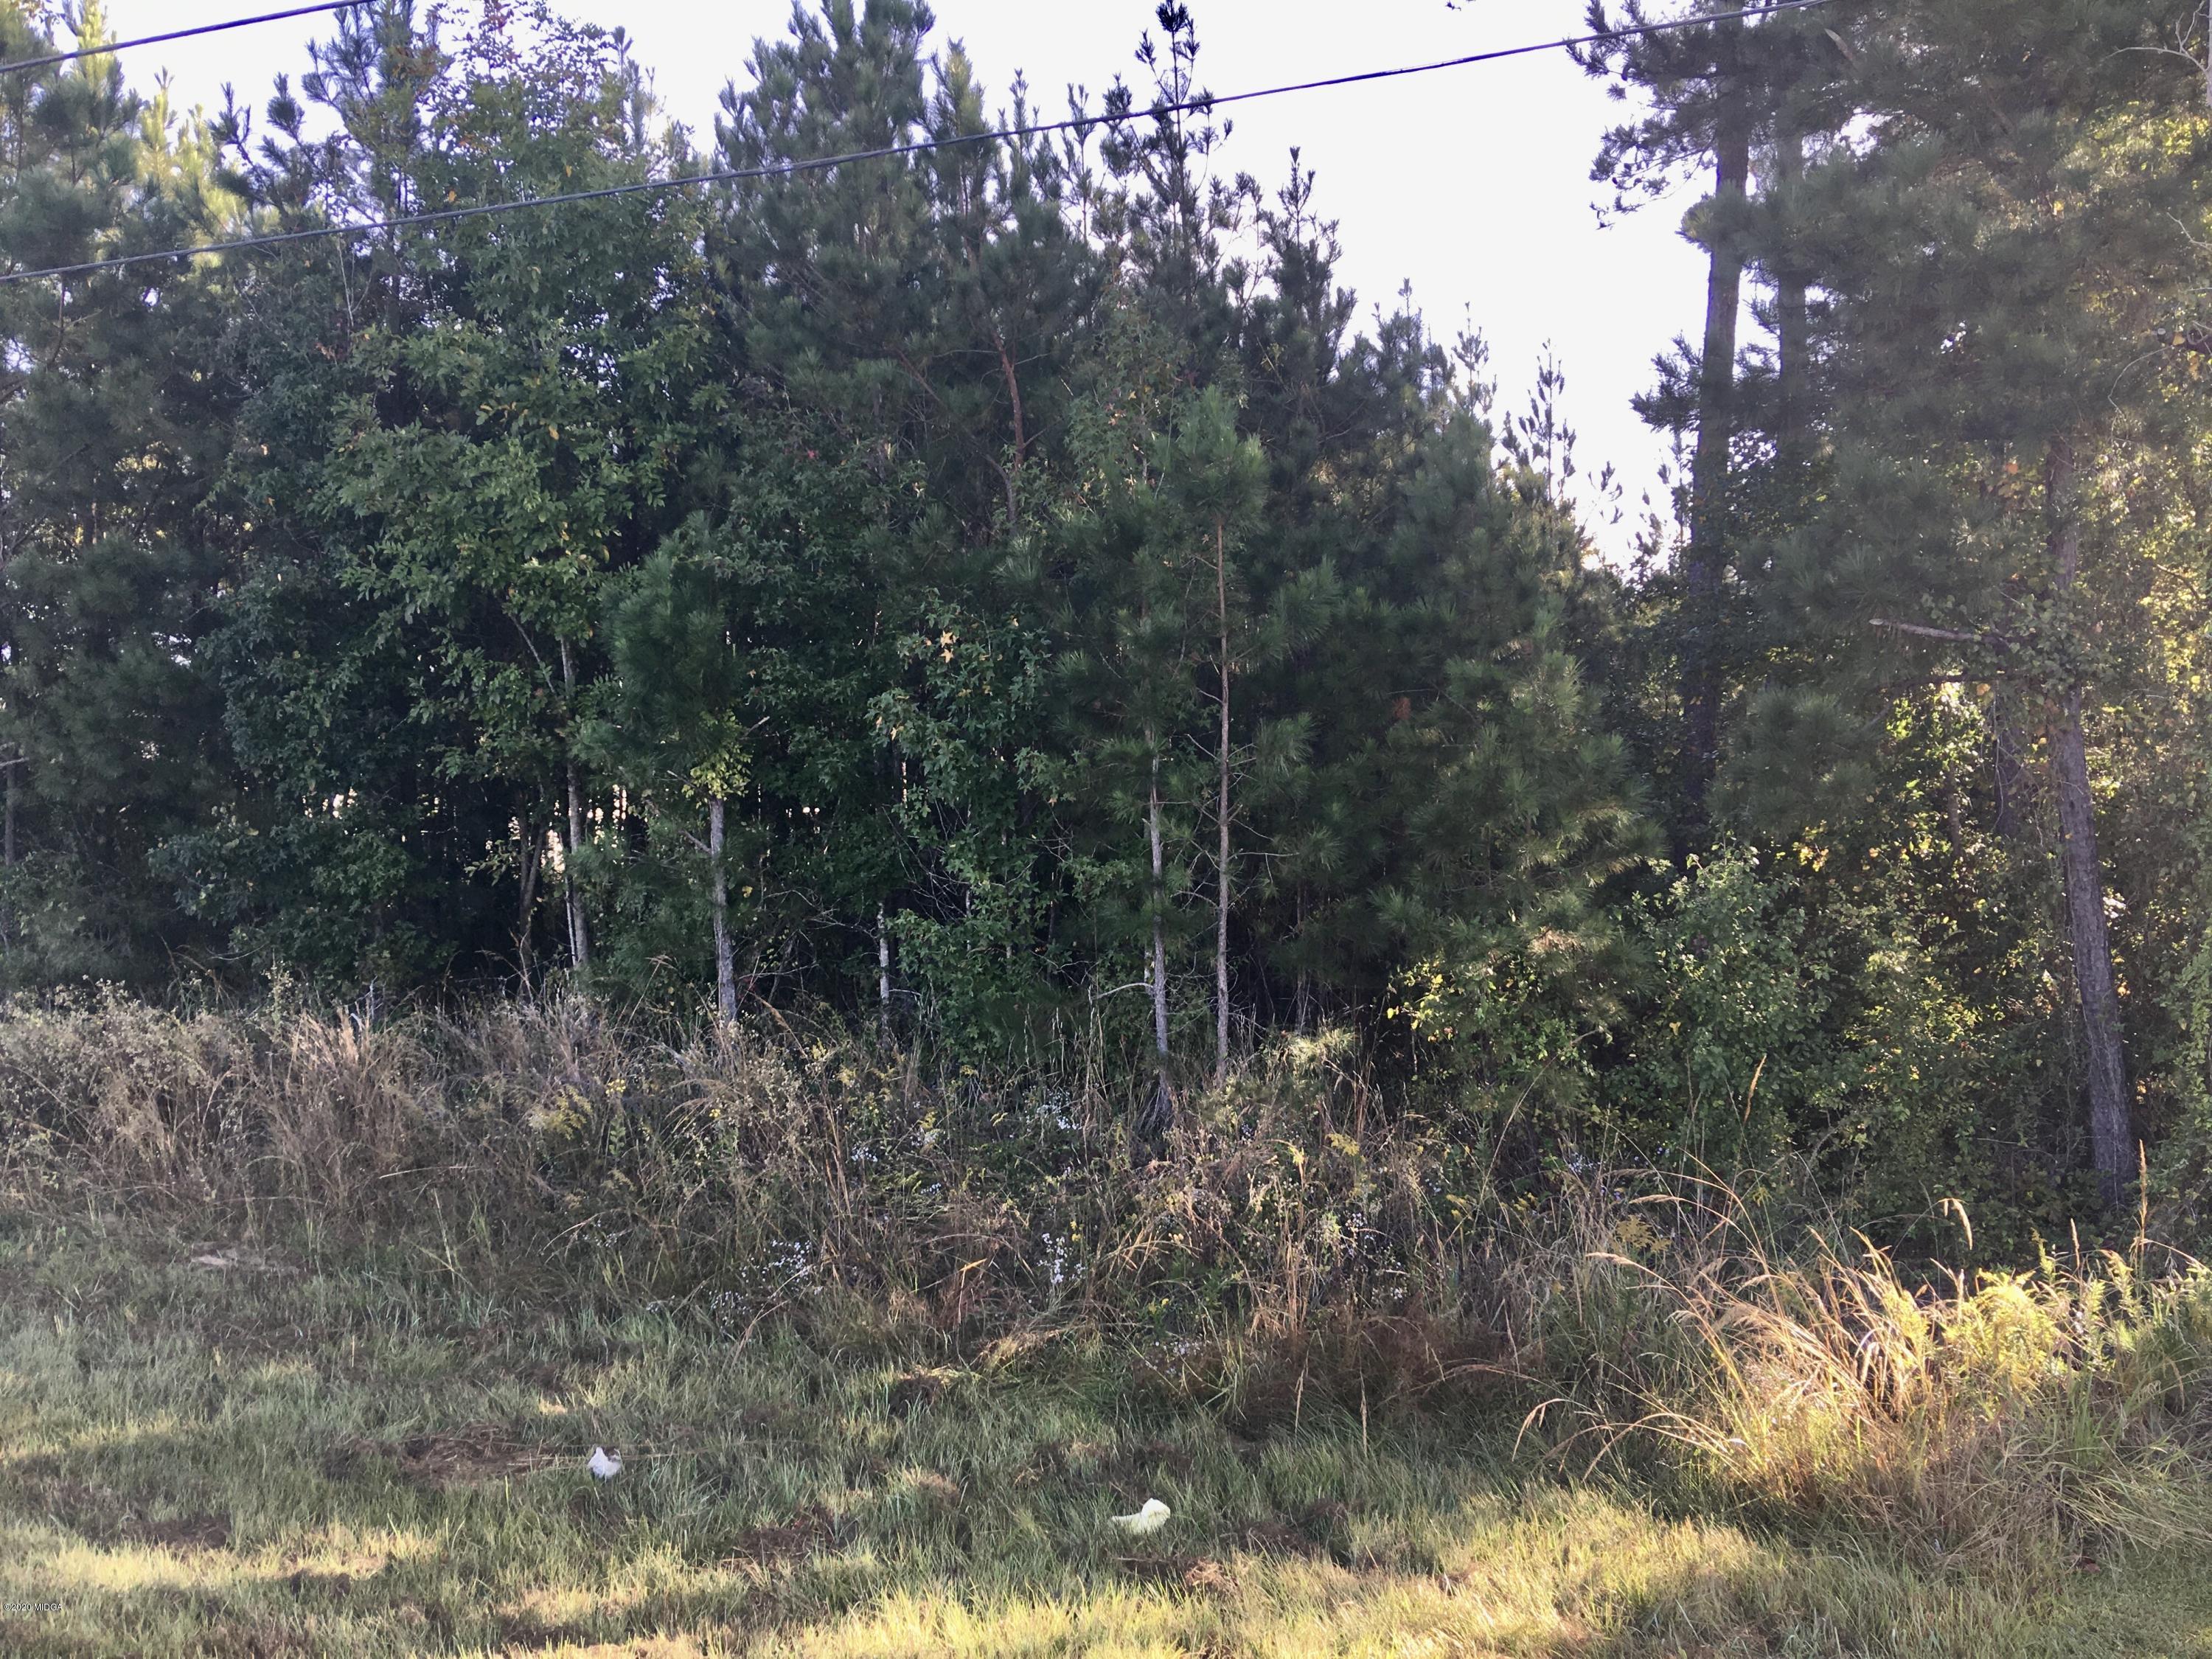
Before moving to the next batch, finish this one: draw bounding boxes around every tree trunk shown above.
[515,825,542,992]
[1143,745,1175,1141]
[1,749,15,952]
[1773,122,1808,456]
[1683,72,1751,826]
[1214,517,1232,1089]
[2052,692,2131,1203]
[994,327,1026,528]
[1992,681,2035,841]
[559,639,591,973]
[563,768,590,972]
[711,796,737,1029]
[2045,438,2132,1206]
[877,906,893,1048]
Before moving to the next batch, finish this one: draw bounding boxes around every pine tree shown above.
[1578,1,1849,838]
[0,0,241,982]
[1154,388,1265,1084]
[1723,0,2209,1205]
[714,0,1096,542]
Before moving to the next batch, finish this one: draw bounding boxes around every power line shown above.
[0,0,1839,288]
[1,2,368,77]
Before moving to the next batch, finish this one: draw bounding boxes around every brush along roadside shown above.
[1,995,2209,1584]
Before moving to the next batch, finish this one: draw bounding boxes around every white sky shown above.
[98,0,1718,557]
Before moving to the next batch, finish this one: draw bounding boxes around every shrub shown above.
[1567,1184,2212,1571]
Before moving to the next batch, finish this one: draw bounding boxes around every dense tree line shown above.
[2,0,2209,1238]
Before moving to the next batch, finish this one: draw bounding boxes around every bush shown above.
[1558,1180,2212,1571]
[3,992,2208,1573]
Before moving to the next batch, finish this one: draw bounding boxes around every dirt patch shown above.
[1239,1518,1326,1558]
[1113,1554,1236,1594]
[15,1472,232,1553]
[886,1370,953,1419]
[720,1503,835,1568]
[327,1423,560,1489]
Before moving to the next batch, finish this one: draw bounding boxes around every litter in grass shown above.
[1112,1497,1171,1535]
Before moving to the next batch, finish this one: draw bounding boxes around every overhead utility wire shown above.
[1,2,368,77]
[0,0,1838,288]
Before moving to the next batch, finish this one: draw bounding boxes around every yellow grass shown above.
[1,1213,2208,1658]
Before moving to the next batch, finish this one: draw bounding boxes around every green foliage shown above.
[4,0,2211,1237]
[0,2,243,984]
[1593,845,2076,1248]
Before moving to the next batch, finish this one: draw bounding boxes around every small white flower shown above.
[588,1446,623,1481]
[1112,1497,1171,1536]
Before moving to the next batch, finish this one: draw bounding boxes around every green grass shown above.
[1,1213,2208,1657]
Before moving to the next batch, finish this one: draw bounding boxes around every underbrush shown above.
[1534,1194,2212,1572]
[2,992,2208,1585]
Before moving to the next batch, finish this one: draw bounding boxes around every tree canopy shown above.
[3,0,2210,1239]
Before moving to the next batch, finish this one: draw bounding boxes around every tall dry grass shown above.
[1,991,2208,1573]
[1651,1237,2212,1567]
[0,992,1455,1339]
[1503,1177,2212,1571]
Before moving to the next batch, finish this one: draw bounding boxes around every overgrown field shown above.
[4,1218,2210,1658]
[3,999,2211,1655]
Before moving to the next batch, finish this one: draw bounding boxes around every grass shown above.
[4,1211,2211,1658]
[5,996,2212,1653]
[1613,1229,2212,1571]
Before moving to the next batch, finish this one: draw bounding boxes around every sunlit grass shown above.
[1,1215,2208,1656]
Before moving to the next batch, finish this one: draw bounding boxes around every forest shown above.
[6,0,2210,1239]
[4,1,2212,1651]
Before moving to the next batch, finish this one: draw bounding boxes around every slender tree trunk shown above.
[2045,438,2132,1206]
[1992,681,2035,841]
[711,796,737,1029]
[1214,518,1232,1089]
[563,770,590,971]
[994,328,1026,528]
[1144,745,1175,1141]
[515,826,541,992]
[1,750,15,952]
[1293,891,1312,1037]
[1683,74,1751,826]
[559,639,591,973]
[877,906,893,1048]
[1774,122,1809,457]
